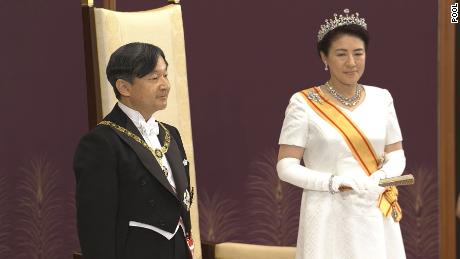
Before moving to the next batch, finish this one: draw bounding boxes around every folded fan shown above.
[378,174,414,187]
[339,174,415,192]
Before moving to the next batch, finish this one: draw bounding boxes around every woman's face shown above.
[321,34,366,87]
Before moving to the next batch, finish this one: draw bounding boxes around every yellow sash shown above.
[299,86,402,222]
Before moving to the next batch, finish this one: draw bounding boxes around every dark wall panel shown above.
[0,0,439,258]
[0,0,87,257]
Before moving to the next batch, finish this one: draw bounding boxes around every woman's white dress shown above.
[279,85,406,259]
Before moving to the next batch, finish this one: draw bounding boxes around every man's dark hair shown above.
[106,42,168,99]
[317,24,369,56]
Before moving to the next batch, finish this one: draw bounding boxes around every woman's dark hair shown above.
[317,24,369,56]
[106,42,168,99]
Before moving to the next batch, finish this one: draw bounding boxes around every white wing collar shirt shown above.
[118,101,185,240]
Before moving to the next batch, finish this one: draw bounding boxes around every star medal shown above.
[183,189,191,211]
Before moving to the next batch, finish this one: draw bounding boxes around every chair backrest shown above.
[87,4,202,258]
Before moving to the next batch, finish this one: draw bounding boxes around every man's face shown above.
[123,56,170,118]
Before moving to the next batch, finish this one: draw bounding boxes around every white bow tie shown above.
[139,120,159,136]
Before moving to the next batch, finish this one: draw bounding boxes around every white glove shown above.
[379,149,406,178]
[277,157,331,192]
[331,175,366,193]
[359,173,385,194]
[359,174,385,206]
[276,157,385,198]
[369,170,386,186]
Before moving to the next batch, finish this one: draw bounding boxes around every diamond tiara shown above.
[317,9,367,42]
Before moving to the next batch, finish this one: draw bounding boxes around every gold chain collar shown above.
[99,120,171,177]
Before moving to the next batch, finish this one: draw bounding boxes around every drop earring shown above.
[324,63,328,71]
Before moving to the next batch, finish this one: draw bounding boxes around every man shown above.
[74,42,193,259]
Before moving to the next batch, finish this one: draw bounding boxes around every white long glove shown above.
[353,174,385,207]
[369,149,406,184]
[276,158,365,193]
[352,149,406,208]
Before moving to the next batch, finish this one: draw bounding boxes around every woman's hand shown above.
[333,175,366,193]
[369,170,386,185]
[338,174,384,194]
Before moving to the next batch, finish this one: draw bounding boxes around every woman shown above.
[276,9,406,259]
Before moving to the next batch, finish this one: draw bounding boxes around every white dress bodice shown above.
[279,85,406,259]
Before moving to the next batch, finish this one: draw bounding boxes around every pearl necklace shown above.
[325,81,362,107]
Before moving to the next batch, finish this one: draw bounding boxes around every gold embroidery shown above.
[99,120,171,177]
